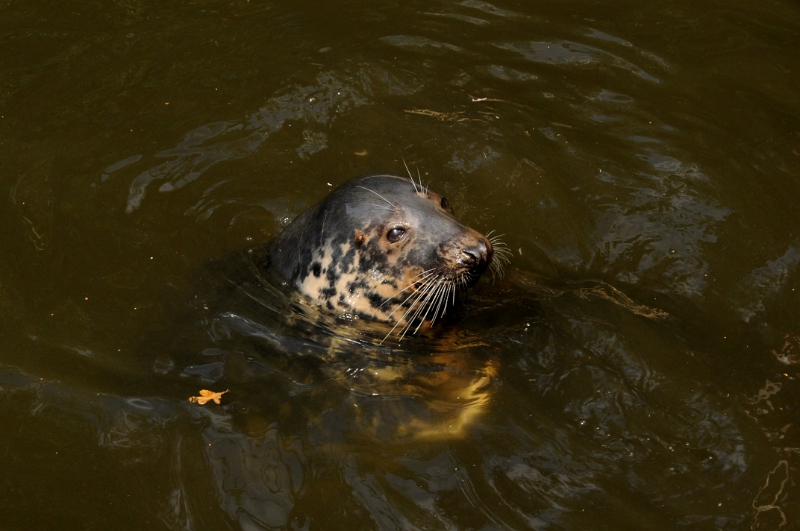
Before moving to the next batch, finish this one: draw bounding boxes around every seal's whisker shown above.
[437,282,451,322]
[438,281,454,321]
[383,287,424,342]
[407,276,443,334]
[492,246,512,262]
[380,268,439,310]
[383,311,410,343]
[488,263,502,283]
[495,248,512,261]
[405,277,440,324]
[415,292,440,332]
[402,275,443,336]
[367,202,394,212]
[416,167,430,195]
[357,186,395,207]
[383,298,418,342]
[488,233,511,258]
[432,282,452,324]
[487,233,512,282]
[409,289,435,334]
[428,281,447,325]
[383,285,434,332]
[412,278,445,335]
[402,158,419,193]
[383,283,431,324]
[424,276,454,327]
[387,273,442,340]
[391,267,438,296]
[434,281,453,322]
[383,266,472,341]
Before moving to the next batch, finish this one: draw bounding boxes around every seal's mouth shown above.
[463,269,484,288]
[383,266,485,340]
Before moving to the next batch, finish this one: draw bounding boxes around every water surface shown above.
[1,0,799,529]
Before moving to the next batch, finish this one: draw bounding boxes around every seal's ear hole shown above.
[386,227,406,243]
[440,197,452,211]
[354,230,365,245]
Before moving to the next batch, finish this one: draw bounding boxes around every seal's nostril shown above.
[461,240,490,267]
[461,249,479,265]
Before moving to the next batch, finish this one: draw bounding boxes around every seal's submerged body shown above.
[268,173,503,338]
[257,173,508,439]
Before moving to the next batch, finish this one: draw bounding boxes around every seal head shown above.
[268,174,494,334]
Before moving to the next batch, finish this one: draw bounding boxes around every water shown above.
[1,0,799,529]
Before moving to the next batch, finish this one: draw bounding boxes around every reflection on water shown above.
[2,0,800,529]
[0,264,778,529]
[124,72,368,213]
[734,242,800,323]
[496,41,660,83]
[199,410,304,530]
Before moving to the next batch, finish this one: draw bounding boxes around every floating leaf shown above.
[189,389,229,405]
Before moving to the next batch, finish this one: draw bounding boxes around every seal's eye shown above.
[440,197,451,211]
[386,227,406,243]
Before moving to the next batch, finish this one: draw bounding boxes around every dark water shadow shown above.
[1,246,774,529]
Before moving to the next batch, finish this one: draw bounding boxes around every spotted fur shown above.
[268,174,496,333]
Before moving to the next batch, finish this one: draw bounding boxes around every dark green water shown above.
[1,0,799,529]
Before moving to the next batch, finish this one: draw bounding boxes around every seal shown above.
[268,173,507,338]
[258,173,510,439]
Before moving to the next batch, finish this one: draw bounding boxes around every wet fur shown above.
[264,173,509,439]
[269,174,506,338]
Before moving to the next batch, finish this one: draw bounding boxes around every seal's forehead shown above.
[319,175,436,229]
[332,174,423,209]
[349,174,421,195]
[324,173,454,227]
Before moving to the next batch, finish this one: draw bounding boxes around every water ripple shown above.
[123,72,367,213]
[496,41,660,83]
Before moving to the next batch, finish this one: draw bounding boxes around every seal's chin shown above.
[469,257,492,280]
[463,272,483,288]
[457,268,485,289]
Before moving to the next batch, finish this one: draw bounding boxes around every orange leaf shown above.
[189,389,229,405]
